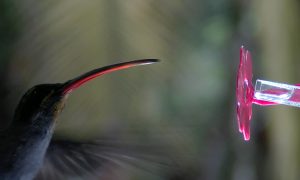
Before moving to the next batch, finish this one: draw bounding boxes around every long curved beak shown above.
[61,59,159,95]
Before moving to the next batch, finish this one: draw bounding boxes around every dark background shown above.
[1,0,300,179]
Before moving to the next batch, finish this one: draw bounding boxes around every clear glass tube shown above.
[254,79,300,107]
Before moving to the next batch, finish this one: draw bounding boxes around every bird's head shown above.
[13,59,159,124]
[14,84,64,123]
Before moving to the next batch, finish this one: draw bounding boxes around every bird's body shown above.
[0,119,53,179]
[0,59,159,180]
[0,84,62,180]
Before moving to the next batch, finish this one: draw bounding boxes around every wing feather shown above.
[34,138,172,179]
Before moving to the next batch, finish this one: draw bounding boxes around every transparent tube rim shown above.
[254,79,300,107]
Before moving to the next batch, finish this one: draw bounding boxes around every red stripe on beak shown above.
[62,59,159,95]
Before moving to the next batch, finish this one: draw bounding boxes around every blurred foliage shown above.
[0,0,20,127]
[1,0,300,179]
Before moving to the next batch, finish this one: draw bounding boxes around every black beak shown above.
[60,59,159,95]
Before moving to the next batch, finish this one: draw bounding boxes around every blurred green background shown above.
[1,0,300,179]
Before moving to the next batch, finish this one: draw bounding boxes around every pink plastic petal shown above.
[236,46,254,141]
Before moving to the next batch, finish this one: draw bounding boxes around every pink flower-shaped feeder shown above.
[236,46,300,141]
[236,47,253,141]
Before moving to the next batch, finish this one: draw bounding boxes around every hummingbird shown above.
[0,59,160,180]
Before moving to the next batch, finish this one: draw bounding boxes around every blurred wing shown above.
[35,138,171,180]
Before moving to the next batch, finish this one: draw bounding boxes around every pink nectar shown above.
[236,46,300,141]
